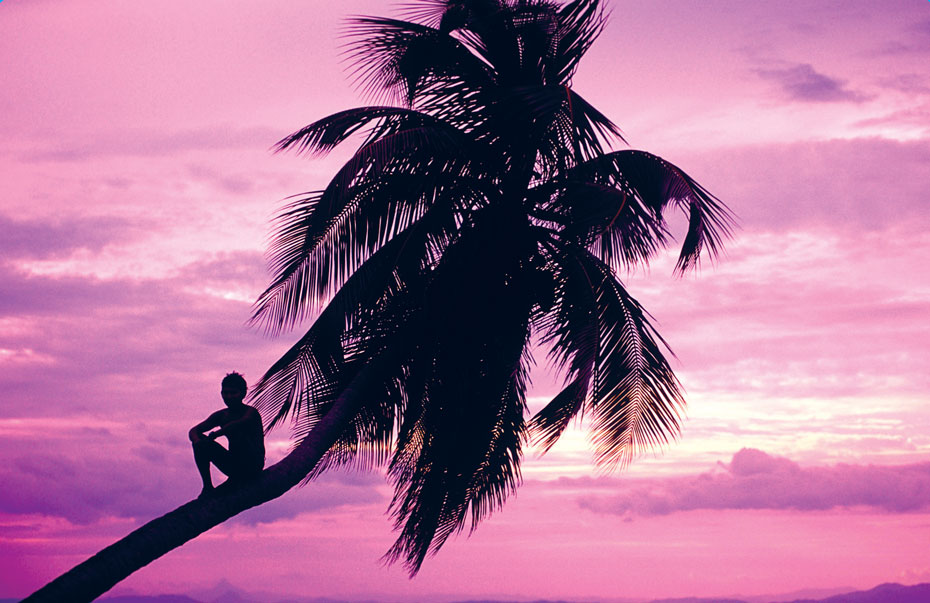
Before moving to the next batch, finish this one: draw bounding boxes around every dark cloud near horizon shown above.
[756,63,867,103]
[576,448,930,517]
[0,438,386,525]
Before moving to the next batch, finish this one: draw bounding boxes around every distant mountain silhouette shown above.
[453,600,580,603]
[97,595,363,603]
[650,598,747,603]
[649,597,747,603]
[453,600,582,603]
[648,582,930,603]
[101,596,202,603]
[777,581,930,603]
[6,581,907,603]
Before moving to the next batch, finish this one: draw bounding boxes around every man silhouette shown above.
[189,372,265,497]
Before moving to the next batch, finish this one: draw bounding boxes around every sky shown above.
[1,0,929,600]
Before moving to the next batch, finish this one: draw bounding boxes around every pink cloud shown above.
[877,16,930,55]
[755,62,868,103]
[19,126,283,163]
[0,215,144,260]
[676,138,930,230]
[576,449,930,516]
[0,252,288,426]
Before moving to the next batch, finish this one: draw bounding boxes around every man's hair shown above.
[221,371,247,393]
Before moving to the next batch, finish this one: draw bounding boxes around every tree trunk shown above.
[23,370,372,603]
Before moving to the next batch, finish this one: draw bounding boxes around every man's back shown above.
[220,406,264,464]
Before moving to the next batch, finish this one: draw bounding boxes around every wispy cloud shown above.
[19,126,284,163]
[756,63,868,103]
[677,138,930,230]
[0,252,276,419]
[0,215,145,260]
[876,18,930,56]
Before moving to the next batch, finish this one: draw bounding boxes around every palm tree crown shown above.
[250,0,733,574]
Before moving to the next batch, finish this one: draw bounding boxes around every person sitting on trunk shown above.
[189,372,265,498]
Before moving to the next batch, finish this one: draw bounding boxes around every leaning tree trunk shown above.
[23,371,372,603]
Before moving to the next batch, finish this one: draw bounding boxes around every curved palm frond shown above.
[252,118,474,333]
[556,149,734,273]
[580,250,684,467]
[535,179,669,270]
[530,235,598,450]
[275,106,432,156]
[530,238,684,467]
[251,202,457,434]
[548,0,607,82]
[344,16,494,108]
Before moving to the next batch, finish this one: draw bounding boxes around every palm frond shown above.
[530,376,588,452]
[275,106,429,156]
[538,180,670,270]
[548,0,607,83]
[294,297,426,482]
[562,149,734,273]
[529,239,684,467]
[530,236,598,450]
[252,123,472,333]
[379,206,537,573]
[250,207,449,430]
[581,252,684,468]
[343,16,494,106]
[396,0,459,28]
[565,88,626,154]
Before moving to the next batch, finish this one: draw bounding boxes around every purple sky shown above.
[1,0,929,600]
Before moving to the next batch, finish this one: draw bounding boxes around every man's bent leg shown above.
[193,439,234,496]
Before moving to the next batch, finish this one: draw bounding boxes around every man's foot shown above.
[197,486,216,499]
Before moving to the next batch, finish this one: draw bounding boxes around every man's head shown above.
[221,372,248,406]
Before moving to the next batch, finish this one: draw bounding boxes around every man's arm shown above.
[189,411,223,442]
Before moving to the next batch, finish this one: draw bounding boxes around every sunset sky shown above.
[2,0,929,601]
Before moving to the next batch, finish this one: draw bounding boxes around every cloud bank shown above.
[0,438,385,525]
[576,448,930,516]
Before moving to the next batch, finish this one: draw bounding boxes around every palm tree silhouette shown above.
[25,1,732,600]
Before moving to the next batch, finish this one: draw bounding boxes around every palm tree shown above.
[24,1,732,600]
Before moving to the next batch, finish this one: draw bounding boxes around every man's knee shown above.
[193,438,222,456]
